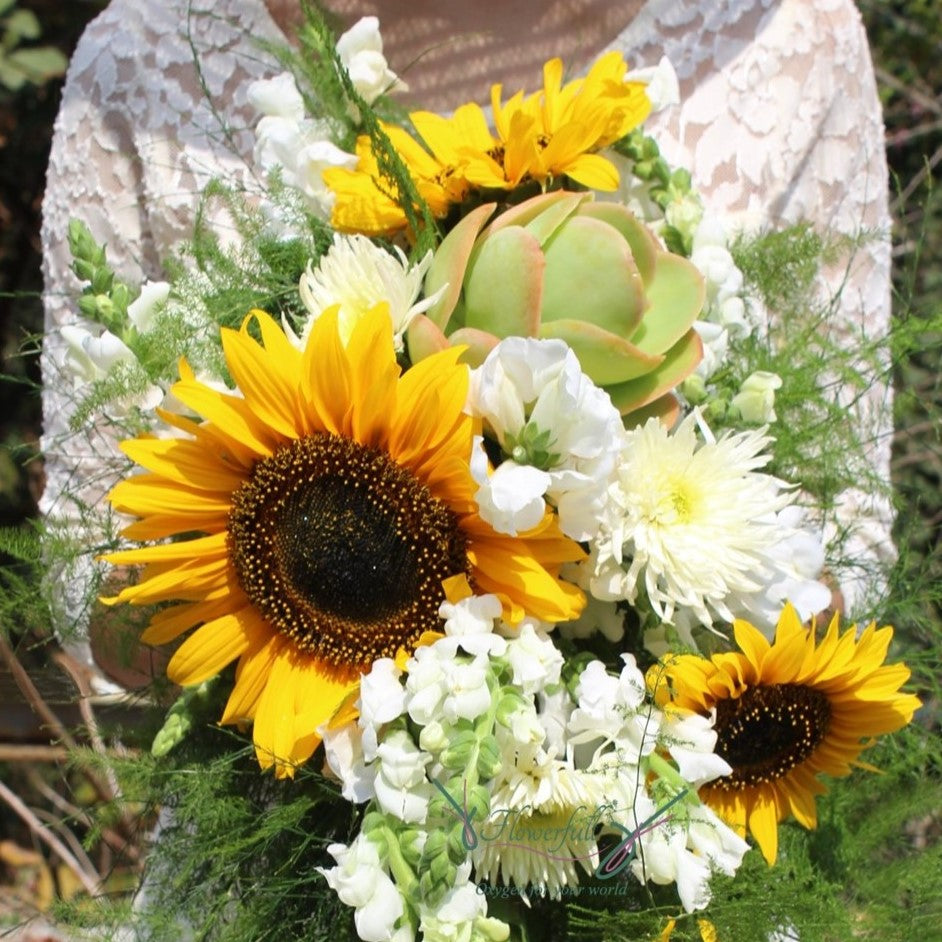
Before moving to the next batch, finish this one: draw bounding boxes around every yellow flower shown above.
[660,605,920,864]
[325,53,652,234]
[102,307,584,777]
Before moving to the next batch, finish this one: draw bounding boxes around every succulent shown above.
[407,190,705,423]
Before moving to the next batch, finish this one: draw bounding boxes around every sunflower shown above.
[660,604,920,864]
[103,307,585,777]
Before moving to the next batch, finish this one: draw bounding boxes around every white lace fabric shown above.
[40,0,892,677]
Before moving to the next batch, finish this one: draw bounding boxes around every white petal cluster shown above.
[406,647,492,726]
[336,16,407,105]
[293,234,441,352]
[469,338,626,540]
[317,835,411,942]
[590,412,806,629]
[417,863,509,942]
[625,56,680,112]
[437,591,507,658]
[248,72,356,218]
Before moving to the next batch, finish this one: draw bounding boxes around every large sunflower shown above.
[103,307,585,777]
[660,604,920,864]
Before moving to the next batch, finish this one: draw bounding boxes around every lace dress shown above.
[40,0,892,685]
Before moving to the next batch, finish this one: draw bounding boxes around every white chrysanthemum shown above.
[590,412,797,628]
[474,755,601,898]
[469,338,626,541]
[294,234,441,352]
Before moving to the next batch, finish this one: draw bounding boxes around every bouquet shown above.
[50,10,921,941]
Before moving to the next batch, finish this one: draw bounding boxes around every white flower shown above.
[336,16,407,104]
[437,590,506,658]
[470,445,550,536]
[590,412,798,628]
[405,648,492,726]
[659,708,731,788]
[505,623,563,695]
[373,729,433,824]
[317,836,408,942]
[730,370,783,424]
[320,720,376,803]
[247,72,305,121]
[690,216,753,336]
[293,234,441,352]
[127,281,170,333]
[469,338,626,541]
[417,862,508,942]
[625,56,680,112]
[690,321,729,381]
[631,819,713,912]
[359,658,408,759]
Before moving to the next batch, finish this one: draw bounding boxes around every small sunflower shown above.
[103,307,585,777]
[660,604,920,864]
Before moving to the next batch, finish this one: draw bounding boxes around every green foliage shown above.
[0,0,67,91]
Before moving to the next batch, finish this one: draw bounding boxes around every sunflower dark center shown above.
[227,433,469,668]
[711,683,832,789]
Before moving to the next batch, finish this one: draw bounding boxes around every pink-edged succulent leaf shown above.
[485,189,587,236]
[446,327,500,368]
[540,215,647,338]
[537,318,663,387]
[577,201,660,286]
[605,327,703,414]
[463,226,545,338]
[621,393,681,429]
[423,202,497,329]
[628,253,705,355]
[405,314,449,363]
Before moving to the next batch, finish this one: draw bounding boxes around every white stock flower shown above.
[625,56,680,111]
[730,370,783,424]
[373,729,433,824]
[590,412,798,628]
[469,338,626,541]
[317,835,409,942]
[470,445,550,536]
[336,17,407,104]
[293,234,440,351]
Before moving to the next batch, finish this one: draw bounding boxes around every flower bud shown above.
[729,370,782,424]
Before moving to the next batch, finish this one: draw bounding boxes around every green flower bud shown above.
[418,721,447,753]
[681,373,708,405]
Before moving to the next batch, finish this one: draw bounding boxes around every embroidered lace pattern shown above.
[40,0,892,679]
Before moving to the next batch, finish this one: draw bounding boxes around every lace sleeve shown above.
[610,0,894,613]
[39,0,285,679]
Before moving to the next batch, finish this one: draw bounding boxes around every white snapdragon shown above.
[320,720,376,803]
[625,56,680,112]
[437,591,506,658]
[373,729,434,824]
[730,370,783,424]
[417,863,509,942]
[504,623,563,695]
[317,836,410,942]
[405,647,492,726]
[248,72,357,217]
[469,338,626,541]
[359,657,408,759]
[126,280,170,333]
[659,708,732,788]
[568,657,660,760]
[336,16,407,104]
[293,235,442,352]
[690,215,753,337]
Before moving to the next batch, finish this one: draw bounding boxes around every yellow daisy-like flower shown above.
[325,53,651,235]
[103,307,585,778]
[660,604,920,865]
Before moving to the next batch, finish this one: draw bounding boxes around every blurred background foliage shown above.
[0,0,939,937]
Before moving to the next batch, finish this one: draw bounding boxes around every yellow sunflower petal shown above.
[748,789,780,865]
